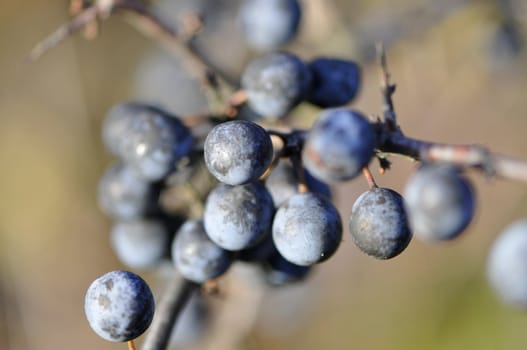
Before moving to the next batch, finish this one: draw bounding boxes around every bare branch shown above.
[376,126,527,182]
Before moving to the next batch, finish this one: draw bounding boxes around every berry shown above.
[237,232,276,262]
[272,192,342,266]
[264,251,311,286]
[487,219,527,308]
[203,182,275,251]
[110,219,170,270]
[204,120,273,185]
[404,164,475,241]
[302,108,376,182]
[265,159,331,207]
[349,187,412,259]
[84,270,155,342]
[102,102,194,181]
[97,162,157,220]
[306,57,361,108]
[172,220,231,283]
[239,0,301,51]
[241,52,312,119]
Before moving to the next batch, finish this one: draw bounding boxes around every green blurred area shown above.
[1,1,527,350]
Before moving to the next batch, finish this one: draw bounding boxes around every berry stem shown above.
[362,167,378,189]
[141,275,198,350]
[127,340,137,350]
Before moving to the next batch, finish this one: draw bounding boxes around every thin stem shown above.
[362,167,378,189]
[128,340,137,350]
[141,275,198,350]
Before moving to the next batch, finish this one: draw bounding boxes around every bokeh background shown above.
[2,0,527,349]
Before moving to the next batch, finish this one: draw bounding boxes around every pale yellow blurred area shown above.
[1,1,527,350]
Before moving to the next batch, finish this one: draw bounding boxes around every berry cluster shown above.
[47,0,527,348]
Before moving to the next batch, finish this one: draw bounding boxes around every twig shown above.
[377,43,398,130]
[141,274,198,350]
[376,127,527,181]
[28,0,238,91]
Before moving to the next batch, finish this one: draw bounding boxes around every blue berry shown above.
[302,108,376,182]
[349,187,412,259]
[172,220,231,283]
[102,102,193,181]
[84,270,155,342]
[239,0,301,51]
[204,120,273,185]
[110,219,170,270]
[204,182,275,251]
[272,192,342,266]
[307,57,361,108]
[97,162,157,220]
[241,52,312,119]
[265,159,331,207]
[237,232,276,262]
[404,164,475,241]
[265,251,311,286]
[487,219,527,309]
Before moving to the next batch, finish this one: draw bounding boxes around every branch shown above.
[141,274,198,350]
[375,124,527,182]
[28,0,238,90]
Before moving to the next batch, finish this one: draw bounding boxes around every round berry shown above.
[404,164,475,241]
[97,162,157,220]
[241,52,312,119]
[264,251,312,286]
[349,187,412,259]
[487,219,527,309]
[102,102,193,181]
[265,159,331,207]
[204,120,273,185]
[204,182,275,251]
[307,57,361,108]
[84,270,155,342]
[239,0,302,51]
[111,219,170,270]
[272,192,342,266]
[302,108,376,182]
[172,220,232,283]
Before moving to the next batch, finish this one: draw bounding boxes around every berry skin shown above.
[241,52,312,119]
[97,162,157,220]
[404,164,475,241]
[204,120,273,186]
[272,192,342,266]
[302,108,376,182]
[349,187,412,259]
[111,219,170,270]
[172,220,232,283]
[306,58,361,108]
[239,0,301,51]
[265,159,331,207]
[84,270,155,342]
[102,102,194,181]
[487,219,527,309]
[204,182,275,251]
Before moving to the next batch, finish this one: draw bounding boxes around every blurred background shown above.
[2,0,527,349]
